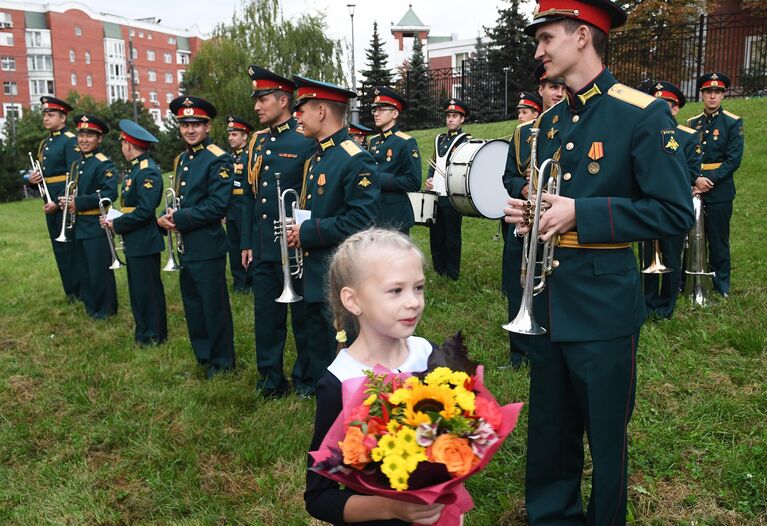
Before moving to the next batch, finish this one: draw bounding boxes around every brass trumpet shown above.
[55,176,77,243]
[97,190,125,270]
[641,239,671,274]
[163,174,183,272]
[683,194,714,306]
[502,127,561,335]
[28,152,55,206]
[273,172,303,303]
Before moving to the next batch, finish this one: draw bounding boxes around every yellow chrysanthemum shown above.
[386,420,400,434]
[388,387,410,406]
[387,470,410,491]
[404,376,422,388]
[424,367,452,386]
[397,445,427,472]
[363,393,377,406]
[403,383,459,426]
[454,385,476,412]
[381,455,407,477]
[395,427,421,453]
[449,371,470,387]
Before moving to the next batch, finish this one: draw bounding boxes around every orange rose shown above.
[339,426,372,470]
[428,434,478,477]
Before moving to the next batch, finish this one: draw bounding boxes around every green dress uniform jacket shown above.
[240,117,316,396]
[522,68,694,526]
[70,150,119,319]
[226,146,252,291]
[112,153,167,345]
[367,125,421,232]
[427,129,468,280]
[37,127,81,299]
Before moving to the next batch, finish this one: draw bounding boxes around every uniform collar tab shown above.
[567,66,612,111]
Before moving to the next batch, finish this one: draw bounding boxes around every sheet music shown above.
[106,208,124,220]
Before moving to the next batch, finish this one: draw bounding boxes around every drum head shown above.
[467,140,511,219]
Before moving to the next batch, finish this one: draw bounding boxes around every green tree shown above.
[465,37,505,123]
[0,136,23,202]
[403,36,431,129]
[484,0,537,90]
[183,0,344,146]
[360,20,393,115]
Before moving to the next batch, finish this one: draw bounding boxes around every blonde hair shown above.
[327,227,425,336]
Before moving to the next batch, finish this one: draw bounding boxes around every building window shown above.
[177,70,186,83]
[168,36,176,44]
[133,69,139,83]
[71,73,77,86]
[164,52,172,64]
[86,75,93,87]
[3,81,17,95]
[149,108,161,125]
[0,32,13,46]
[25,30,51,48]
[147,50,155,61]
[1,56,14,70]
[164,72,173,83]
[147,33,152,40]
[176,51,189,65]
[131,47,137,59]
[28,55,53,71]
[30,79,55,96]
[149,91,158,103]
[0,12,12,28]
[166,92,173,103]
[130,30,135,37]
[74,26,82,36]
[3,103,22,120]
[148,70,157,82]
[69,49,75,63]
[138,31,144,38]
[85,51,91,64]
[454,52,470,67]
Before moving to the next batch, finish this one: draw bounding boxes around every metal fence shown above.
[608,13,767,101]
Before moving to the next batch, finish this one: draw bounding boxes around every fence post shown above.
[405,70,411,129]
[696,14,705,102]
[460,60,466,104]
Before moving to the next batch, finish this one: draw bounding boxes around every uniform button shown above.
[317,156,321,161]
[572,115,579,123]
[307,194,312,200]
[189,155,194,160]
[563,172,572,181]
[48,138,52,142]
[181,181,186,186]
[702,141,707,145]
[264,166,269,171]
[266,150,271,155]
[262,181,268,187]
[705,130,710,133]
[45,147,49,151]
[566,142,574,150]
[79,171,83,174]
[261,198,266,204]
[43,156,47,160]
[304,250,309,257]
[270,137,276,142]
[183,167,188,171]
[262,214,267,219]
[180,195,184,200]
[309,175,314,180]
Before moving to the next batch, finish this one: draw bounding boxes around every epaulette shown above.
[139,159,149,169]
[676,124,696,134]
[606,84,655,109]
[687,112,704,123]
[722,110,741,120]
[368,133,381,142]
[255,128,269,135]
[395,130,412,140]
[340,140,362,157]
[518,120,535,129]
[95,152,108,162]
[64,131,76,138]
[206,143,226,157]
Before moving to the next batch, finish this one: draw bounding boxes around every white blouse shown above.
[327,336,433,382]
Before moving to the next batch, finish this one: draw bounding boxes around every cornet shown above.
[163,176,183,272]
[502,127,561,335]
[97,190,125,270]
[28,152,55,206]
[273,173,303,303]
[55,176,77,243]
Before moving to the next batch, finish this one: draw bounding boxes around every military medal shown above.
[587,141,604,175]
[713,129,719,141]
[318,173,326,195]
[588,162,600,174]
[386,148,393,162]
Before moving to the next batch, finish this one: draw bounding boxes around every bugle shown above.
[28,152,55,206]
[273,172,303,303]
[97,190,125,270]
[163,176,182,272]
[502,127,561,335]
[55,176,76,243]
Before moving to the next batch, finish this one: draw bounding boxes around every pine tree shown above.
[360,21,393,121]
[465,36,504,123]
[484,0,537,91]
[404,36,431,129]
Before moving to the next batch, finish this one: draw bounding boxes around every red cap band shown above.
[296,86,351,104]
[176,106,210,120]
[228,121,249,131]
[534,0,613,34]
[519,98,542,113]
[121,131,150,149]
[43,102,69,113]
[252,79,291,92]
[445,104,465,114]
[654,90,680,105]
[77,121,103,133]
[700,79,725,90]
[349,126,369,136]
[373,94,403,111]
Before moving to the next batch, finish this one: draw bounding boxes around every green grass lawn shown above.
[0,98,765,525]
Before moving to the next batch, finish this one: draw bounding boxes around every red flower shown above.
[474,396,502,430]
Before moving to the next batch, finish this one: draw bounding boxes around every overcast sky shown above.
[88,0,528,81]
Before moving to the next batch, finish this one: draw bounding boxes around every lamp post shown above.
[504,66,510,119]
[347,4,359,125]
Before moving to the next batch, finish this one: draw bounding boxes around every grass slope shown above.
[0,98,764,525]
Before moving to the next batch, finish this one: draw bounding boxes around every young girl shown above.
[304,228,445,525]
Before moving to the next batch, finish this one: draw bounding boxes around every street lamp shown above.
[347,4,359,125]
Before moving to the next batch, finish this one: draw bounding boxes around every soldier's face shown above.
[77,131,102,153]
[702,88,725,111]
[517,107,538,123]
[227,130,247,150]
[42,111,66,131]
[179,121,210,146]
[296,101,320,139]
[539,81,565,109]
[664,99,680,117]
[372,106,398,129]
[351,134,366,146]
[534,23,581,81]
[445,112,464,131]
[254,92,287,126]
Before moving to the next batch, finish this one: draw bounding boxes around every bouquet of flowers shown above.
[310,332,523,525]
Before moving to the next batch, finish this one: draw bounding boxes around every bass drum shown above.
[407,191,439,226]
[446,139,510,219]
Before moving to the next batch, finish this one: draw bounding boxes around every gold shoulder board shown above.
[64,131,76,138]
[340,140,362,157]
[607,84,655,109]
[519,120,535,129]
[255,128,269,135]
[395,130,412,140]
[139,159,149,169]
[206,143,226,157]
[95,152,108,161]
[676,124,696,134]
[722,110,741,120]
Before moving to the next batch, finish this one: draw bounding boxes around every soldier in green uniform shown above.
[286,76,380,396]
[424,99,470,280]
[103,120,167,346]
[367,86,421,234]
[27,96,81,302]
[686,72,743,298]
[66,114,119,319]
[504,1,694,523]
[516,91,543,122]
[225,115,254,293]
[642,81,701,319]
[348,122,373,148]
[159,96,235,377]
[535,60,566,108]
[240,66,316,397]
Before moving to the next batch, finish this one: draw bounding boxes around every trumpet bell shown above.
[502,308,547,335]
[275,286,302,303]
[109,259,124,270]
[163,255,181,272]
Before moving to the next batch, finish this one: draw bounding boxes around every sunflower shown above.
[402,383,460,426]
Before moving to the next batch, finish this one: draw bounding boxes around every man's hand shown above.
[425,177,434,191]
[43,201,59,214]
[241,249,253,270]
[286,223,301,248]
[157,209,177,231]
[99,216,113,230]
[29,170,43,185]
[520,183,530,199]
[694,176,713,193]
[538,193,576,241]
